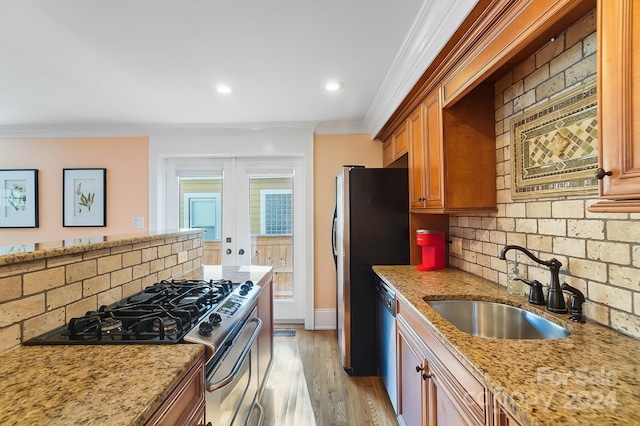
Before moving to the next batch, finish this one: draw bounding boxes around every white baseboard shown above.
[314,308,336,330]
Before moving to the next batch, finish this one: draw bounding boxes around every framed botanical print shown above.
[63,168,107,227]
[0,169,39,228]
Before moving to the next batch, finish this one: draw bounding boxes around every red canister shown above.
[416,229,445,271]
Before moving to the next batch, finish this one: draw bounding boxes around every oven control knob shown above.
[198,321,214,336]
[240,281,254,292]
[209,313,222,324]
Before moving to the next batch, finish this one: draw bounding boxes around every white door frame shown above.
[164,156,307,322]
[235,157,306,321]
[149,124,315,329]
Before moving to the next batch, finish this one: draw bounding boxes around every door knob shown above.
[238,249,245,255]
[226,248,232,255]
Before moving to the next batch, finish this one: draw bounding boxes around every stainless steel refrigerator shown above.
[331,165,410,376]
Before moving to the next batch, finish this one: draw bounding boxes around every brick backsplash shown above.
[0,232,203,352]
[449,9,640,339]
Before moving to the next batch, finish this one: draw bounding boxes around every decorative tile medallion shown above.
[510,79,598,199]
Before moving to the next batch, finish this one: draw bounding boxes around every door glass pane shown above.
[249,176,293,300]
[179,177,222,265]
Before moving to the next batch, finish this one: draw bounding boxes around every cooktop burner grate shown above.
[24,278,240,345]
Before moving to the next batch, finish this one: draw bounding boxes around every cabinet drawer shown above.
[397,299,486,421]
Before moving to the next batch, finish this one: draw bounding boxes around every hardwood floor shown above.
[260,325,399,426]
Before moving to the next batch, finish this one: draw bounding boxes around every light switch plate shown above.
[132,217,144,228]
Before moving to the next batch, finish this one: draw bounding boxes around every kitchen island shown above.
[0,344,205,425]
[374,265,640,426]
[0,259,273,425]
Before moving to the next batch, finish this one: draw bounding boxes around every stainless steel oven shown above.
[204,306,262,426]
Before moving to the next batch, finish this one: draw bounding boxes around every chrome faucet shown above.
[499,245,568,313]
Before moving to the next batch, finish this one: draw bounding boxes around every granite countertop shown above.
[373,265,640,426]
[0,229,203,266]
[0,344,204,425]
[180,264,275,284]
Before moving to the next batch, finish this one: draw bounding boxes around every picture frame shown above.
[510,79,599,199]
[63,168,107,227]
[0,169,39,228]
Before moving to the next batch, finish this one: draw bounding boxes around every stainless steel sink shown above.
[425,299,570,339]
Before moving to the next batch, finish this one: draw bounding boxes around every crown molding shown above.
[0,122,322,138]
[314,120,369,135]
[364,0,479,138]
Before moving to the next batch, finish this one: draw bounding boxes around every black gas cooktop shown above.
[24,279,238,345]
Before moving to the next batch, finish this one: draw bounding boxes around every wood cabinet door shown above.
[409,106,427,209]
[144,353,206,426]
[431,369,485,426]
[591,0,640,211]
[432,376,467,426]
[398,320,427,426]
[494,399,522,426]
[395,122,409,158]
[423,89,444,209]
[383,136,394,167]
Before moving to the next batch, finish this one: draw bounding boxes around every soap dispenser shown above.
[506,261,527,296]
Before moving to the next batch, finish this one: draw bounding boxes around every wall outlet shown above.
[451,237,463,255]
[132,217,144,229]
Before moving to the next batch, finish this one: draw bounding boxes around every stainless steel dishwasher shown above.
[375,276,397,413]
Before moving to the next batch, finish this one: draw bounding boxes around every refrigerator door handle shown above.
[331,205,338,265]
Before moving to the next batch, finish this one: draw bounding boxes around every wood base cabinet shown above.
[493,399,522,426]
[397,299,486,426]
[397,317,429,426]
[145,352,206,426]
[395,296,528,426]
[588,0,640,212]
[257,277,274,394]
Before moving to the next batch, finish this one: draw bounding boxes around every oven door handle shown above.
[207,316,262,392]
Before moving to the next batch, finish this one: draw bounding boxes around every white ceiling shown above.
[0,0,477,136]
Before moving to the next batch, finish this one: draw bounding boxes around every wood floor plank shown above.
[261,325,399,426]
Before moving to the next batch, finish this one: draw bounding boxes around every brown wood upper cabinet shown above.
[588,0,640,212]
[383,120,409,167]
[408,84,497,214]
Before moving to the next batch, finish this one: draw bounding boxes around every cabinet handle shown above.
[418,197,425,202]
[416,364,432,380]
[595,168,612,179]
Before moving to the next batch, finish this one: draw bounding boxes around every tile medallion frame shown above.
[510,79,598,199]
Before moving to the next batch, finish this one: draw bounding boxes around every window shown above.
[260,189,292,235]
[183,191,221,241]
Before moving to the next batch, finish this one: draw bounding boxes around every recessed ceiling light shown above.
[215,84,233,94]
[325,81,344,92]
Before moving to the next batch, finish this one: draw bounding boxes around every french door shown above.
[167,157,305,322]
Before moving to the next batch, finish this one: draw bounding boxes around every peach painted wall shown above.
[313,134,383,309]
[0,137,149,246]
